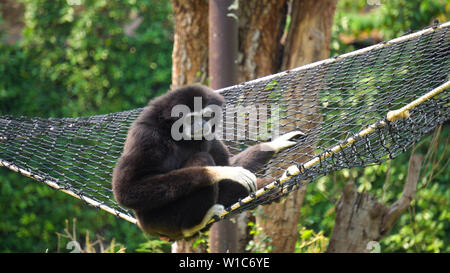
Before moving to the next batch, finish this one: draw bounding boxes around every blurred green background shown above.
[0,0,448,252]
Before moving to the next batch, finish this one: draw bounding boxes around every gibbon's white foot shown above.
[206,166,257,192]
[279,165,300,181]
[182,204,225,238]
[262,130,305,152]
[278,165,300,195]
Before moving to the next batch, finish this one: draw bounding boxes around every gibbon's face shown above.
[182,105,219,140]
[165,86,225,141]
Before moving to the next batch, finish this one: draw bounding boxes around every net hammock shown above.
[1,21,449,225]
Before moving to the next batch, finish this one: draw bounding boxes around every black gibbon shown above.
[112,85,303,240]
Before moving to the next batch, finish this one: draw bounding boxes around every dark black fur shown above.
[112,85,280,240]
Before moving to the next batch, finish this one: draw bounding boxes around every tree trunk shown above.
[171,0,209,253]
[253,0,337,253]
[281,0,337,69]
[171,0,209,89]
[236,0,287,82]
[234,0,288,252]
[327,153,423,253]
[0,0,25,44]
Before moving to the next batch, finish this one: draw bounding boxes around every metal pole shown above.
[208,0,238,253]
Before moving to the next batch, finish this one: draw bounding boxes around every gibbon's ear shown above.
[162,98,189,122]
[170,104,191,141]
[206,94,225,108]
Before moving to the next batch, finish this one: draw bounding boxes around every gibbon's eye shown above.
[182,110,211,140]
[201,107,215,120]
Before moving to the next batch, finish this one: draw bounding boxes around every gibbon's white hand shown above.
[206,166,257,192]
[263,130,305,152]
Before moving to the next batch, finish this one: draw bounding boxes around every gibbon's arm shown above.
[230,131,305,173]
[230,145,274,173]
[208,139,232,166]
[113,165,256,211]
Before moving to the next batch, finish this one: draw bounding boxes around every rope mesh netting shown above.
[1,22,449,224]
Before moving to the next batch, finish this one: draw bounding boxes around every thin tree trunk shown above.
[327,153,423,253]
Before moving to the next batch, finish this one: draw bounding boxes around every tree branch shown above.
[382,153,423,233]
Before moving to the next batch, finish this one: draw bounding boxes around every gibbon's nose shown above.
[191,118,212,138]
[183,112,212,139]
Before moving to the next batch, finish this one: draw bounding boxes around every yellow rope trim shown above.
[387,81,450,122]
[211,80,450,223]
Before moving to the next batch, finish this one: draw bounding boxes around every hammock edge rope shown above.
[0,158,138,224]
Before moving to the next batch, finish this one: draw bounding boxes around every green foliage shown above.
[382,126,449,252]
[295,227,329,253]
[287,0,450,253]
[299,126,449,253]
[245,214,274,253]
[135,238,171,253]
[55,218,126,253]
[331,0,449,56]
[0,0,173,252]
[1,0,173,117]
[383,183,449,252]
[0,169,148,252]
[379,0,449,38]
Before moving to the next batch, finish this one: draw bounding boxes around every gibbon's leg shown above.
[135,186,224,240]
[183,152,216,167]
[230,130,305,173]
[180,151,270,238]
[182,204,225,238]
[216,177,274,207]
[137,152,223,240]
[218,131,304,206]
[179,152,225,238]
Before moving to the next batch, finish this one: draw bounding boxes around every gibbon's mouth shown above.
[193,122,212,139]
